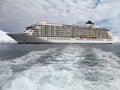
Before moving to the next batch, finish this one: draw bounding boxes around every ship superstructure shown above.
[8,21,113,44]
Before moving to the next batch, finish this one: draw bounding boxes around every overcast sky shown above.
[0,0,120,38]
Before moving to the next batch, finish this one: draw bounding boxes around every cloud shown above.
[92,0,100,9]
[0,0,120,38]
[113,36,120,43]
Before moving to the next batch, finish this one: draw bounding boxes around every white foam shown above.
[91,48,120,90]
[0,47,59,65]
[2,64,86,90]
[93,48,120,68]
[0,46,120,90]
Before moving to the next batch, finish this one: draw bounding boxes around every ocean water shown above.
[0,43,120,90]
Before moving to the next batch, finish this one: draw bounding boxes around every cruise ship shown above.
[7,21,113,44]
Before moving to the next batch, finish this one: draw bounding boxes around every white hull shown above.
[8,34,113,44]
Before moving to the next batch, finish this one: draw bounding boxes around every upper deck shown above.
[24,21,112,39]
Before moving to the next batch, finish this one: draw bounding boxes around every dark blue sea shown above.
[0,43,120,90]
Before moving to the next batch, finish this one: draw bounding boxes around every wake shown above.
[0,45,120,90]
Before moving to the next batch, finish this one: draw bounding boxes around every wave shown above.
[0,45,120,90]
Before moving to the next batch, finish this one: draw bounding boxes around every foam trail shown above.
[0,45,120,90]
[0,47,61,90]
[0,47,59,65]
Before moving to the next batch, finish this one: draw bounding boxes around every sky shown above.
[0,0,120,39]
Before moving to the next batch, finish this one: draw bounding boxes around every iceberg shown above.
[0,30,16,43]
